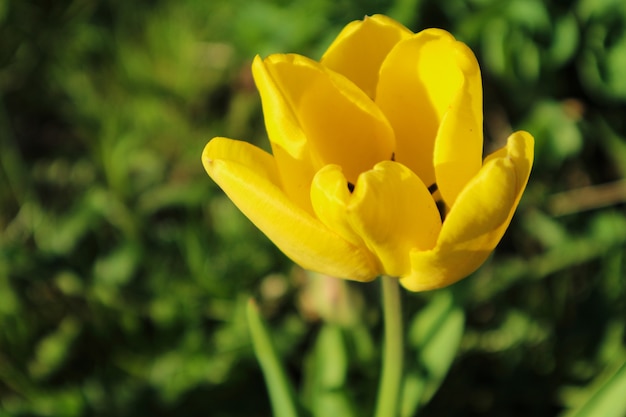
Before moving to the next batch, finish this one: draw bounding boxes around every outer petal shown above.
[401,131,534,291]
[321,14,413,99]
[376,29,481,189]
[433,41,483,207]
[252,54,396,204]
[202,137,379,281]
[347,161,442,277]
[252,55,317,212]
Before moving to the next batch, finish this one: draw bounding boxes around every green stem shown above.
[374,276,404,417]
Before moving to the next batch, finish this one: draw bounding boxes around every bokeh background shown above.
[1,0,625,416]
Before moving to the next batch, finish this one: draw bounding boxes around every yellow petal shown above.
[252,55,316,211]
[376,29,479,188]
[253,53,396,187]
[433,41,483,207]
[202,137,379,281]
[347,161,441,277]
[484,131,535,192]
[321,14,413,99]
[401,131,534,291]
[203,136,280,185]
[310,164,370,249]
[268,143,318,214]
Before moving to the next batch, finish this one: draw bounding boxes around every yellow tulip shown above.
[202,14,534,291]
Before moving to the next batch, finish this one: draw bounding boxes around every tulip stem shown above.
[374,275,403,417]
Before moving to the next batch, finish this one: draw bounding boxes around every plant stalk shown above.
[374,275,403,417]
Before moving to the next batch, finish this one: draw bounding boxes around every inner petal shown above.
[347,161,442,277]
[260,53,396,185]
[310,164,371,250]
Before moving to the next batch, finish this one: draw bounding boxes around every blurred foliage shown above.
[0,0,625,416]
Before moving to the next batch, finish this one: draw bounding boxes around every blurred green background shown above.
[1,0,625,416]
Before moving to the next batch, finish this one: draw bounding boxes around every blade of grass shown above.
[562,360,626,417]
[401,290,464,416]
[246,298,299,417]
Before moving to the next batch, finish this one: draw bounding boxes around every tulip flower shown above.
[202,14,534,292]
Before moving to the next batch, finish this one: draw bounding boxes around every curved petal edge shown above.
[202,138,380,281]
[400,131,534,291]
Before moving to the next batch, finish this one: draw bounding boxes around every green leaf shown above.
[247,299,299,417]
[522,100,583,168]
[93,242,140,288]
[28,317,81,380]
[305,324,355,417]
[562,360,626,417]
[401,290,464,416]
[547,13,579,67]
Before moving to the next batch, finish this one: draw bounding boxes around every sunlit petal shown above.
[376,29,480,189]
[203,137,379,281]
[321,14,412,99]
[310,164,369,249]
[433,41,483,207]
[348,161,441,277]
[252,55,316,211]
[254,54,395,187]
[401,131,534,291]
